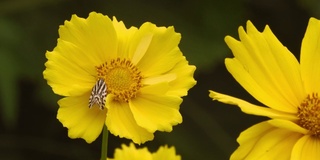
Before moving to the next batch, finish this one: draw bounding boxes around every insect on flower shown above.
[88,78,107,110]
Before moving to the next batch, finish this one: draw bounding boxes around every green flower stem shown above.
[101,125,109,160]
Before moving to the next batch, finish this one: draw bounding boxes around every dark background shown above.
[0,0,317,159]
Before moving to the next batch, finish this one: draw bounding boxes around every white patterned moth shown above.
[88,78,107,110]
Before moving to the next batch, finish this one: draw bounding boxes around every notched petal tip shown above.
[237,24,246,33]
[309,17,320,24]
[246,20,263,32]
[209,90,235,104]
[208,90,218,101]
[70,14,80,20]
[88,11,99,16]
[263,25,271,32]
[224,35,236,43]
[245,20,255,29]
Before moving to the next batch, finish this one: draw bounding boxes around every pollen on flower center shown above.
[297,93,320,136]
[96,58,143,102]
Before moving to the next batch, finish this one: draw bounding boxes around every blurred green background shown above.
[0,0,318,159]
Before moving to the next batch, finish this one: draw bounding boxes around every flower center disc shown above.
[297,93,320,136]
[96,58,142,102]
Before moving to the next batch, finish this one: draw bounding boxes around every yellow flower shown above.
[108,143,181,160]
[43,12,196,144]
[209,18,320,159]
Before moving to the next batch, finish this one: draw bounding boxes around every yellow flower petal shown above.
[292,135,320,160]
[131,33,153,64]
[246,129,301,160]
[141,82,170,95]
[112,17,138,58]
[142,58,196,97]
[300,18,320,94]
[57,94,106,143]
[44,40,95,96]
[142,73,177,85]
[167,58,197,96]
[130,85,182,132]
[134,23,183,77]
[152,146,181,160]
[230,122,273,160]
[267,119,309,134]
[108,143,181,160]
[110,143,152,160]
[224,20,304,113]
[106,95,154,144]
[231,121,302,160]
[236,122,273,145]
[59,12,117,64]
[209,91,297,120]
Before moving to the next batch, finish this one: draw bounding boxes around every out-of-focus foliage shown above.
[0,0,316,160]
[0,18,21,129]
[298,0,320,17]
